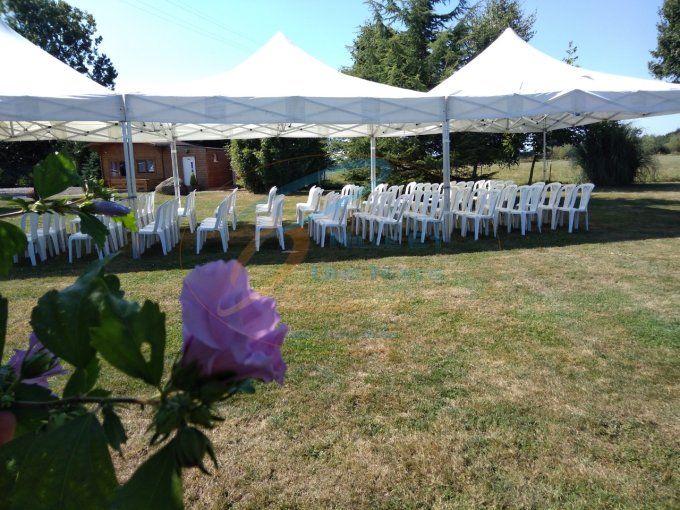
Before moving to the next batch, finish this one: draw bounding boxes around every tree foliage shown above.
[230,138,331,193]
[649,0,680,82]
[570,122,658,186]
[0,0,118,88]
[341,0,536,183]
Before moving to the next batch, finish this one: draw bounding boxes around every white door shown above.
[182,156,196,185]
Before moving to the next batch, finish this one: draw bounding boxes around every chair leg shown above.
[277,226,285,250]
[220,229,228,253]
[585,211,589,231]
[376,223,384,246]
[27,242,37,266]
[232,211,237,231]
[568,210,575,233]
[255,227,261,252]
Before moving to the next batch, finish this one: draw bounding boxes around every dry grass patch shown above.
[1,184,679,508]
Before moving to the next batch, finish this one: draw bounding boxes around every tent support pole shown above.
[542,128,547,182]
[121,121,139,258]
[170,128,180,198]
[442,108,451,243]
[370,134,377,191]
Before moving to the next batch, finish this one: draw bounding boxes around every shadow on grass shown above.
[3,185,679,281]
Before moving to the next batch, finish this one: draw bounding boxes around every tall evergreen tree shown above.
[649,0,680,82]
[342,0,536,183]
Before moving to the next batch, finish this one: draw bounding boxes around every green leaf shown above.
[0,430,36,507]
[0,221,27,277]
[63,357,100,398]
[75,211,109,248]
[32,152,81,199]
[111,443,183,510]
[30,258,112,368]
[102,406,127,454]
[0,294,7,362]
[1,413,116,510]
[11,383,56,437]
[113,211,138,233]
[91,300,166,386]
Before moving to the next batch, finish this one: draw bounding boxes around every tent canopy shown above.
[431,28,680,133]
[124,32,444,140]
[0,20,124,142]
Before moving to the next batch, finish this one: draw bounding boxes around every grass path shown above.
[1,184,679,508]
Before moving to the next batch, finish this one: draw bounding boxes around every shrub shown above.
[190,171,198,190]
[570,122,658,186]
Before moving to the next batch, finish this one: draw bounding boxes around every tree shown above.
[341,0,536,184]
[649,0,680,82]
[230,138,331,193]
[0,0,117,88]
[570,122,657,186]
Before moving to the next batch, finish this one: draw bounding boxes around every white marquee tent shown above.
[123,32,445,193]
[430,28,680,222]
[0,20,124,142]
[431,28,680,134]
[124,33,443,140]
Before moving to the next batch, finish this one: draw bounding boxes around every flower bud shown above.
[86,200,131,217]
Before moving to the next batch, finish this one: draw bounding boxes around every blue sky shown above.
[69,0,679,135]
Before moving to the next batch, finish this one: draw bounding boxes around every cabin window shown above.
[136,159,156,173]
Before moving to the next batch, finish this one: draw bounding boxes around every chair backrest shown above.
[264,186,278,211]
[498,184,518,210]
[556,184,577,208]
[152,200,170,233]
[374,183,388,193]
[463,189,482,213]
[310,187,323,210]
[514,185,532,211]
[428,191,442,217]
[473,180,487,191]
[47,211,64,232]
[392,195,412,221]
[405,181,417,195]
[271,195,285,226]
[340,184,353,196]
[147,191,156,215]
[481,190,501,216]
[185,190,196,213]
[571,183,595,210]
[527,183,544,212]
[20,212,40,239]
[539,182,561,208]
[322,191,340,214]
[332,196,351,224]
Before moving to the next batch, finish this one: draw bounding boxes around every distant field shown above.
[490,154,680,185]
[331,153,680,186]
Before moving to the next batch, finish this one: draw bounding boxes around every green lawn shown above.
[1,182,679,508]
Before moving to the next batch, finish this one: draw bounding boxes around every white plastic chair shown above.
[315,196,350,247]
[309,192,339,237]
[459,190,501,240]
[537,182,562,226]
[20,213,47,266]
[178,190,197,233]
[554,183,595,232]
[227,187,238,230]
[68,215,111,263]
[412,191,443,243]
[196,193,232,254]
[296,186,323,226]
[373,195,411,246]
[550,184,577,230]
[256,186,278,216]
[256,194,285,251]
[136,199,177,255]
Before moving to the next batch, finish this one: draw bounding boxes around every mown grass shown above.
[1,180,679,508]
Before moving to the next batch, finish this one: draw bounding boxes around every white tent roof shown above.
[431,28,680,133]
[124,32,444,139]
[0,20,124,142]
